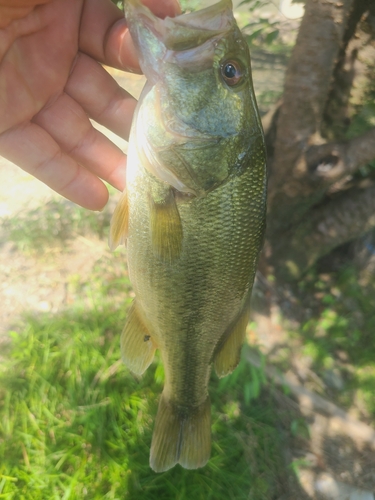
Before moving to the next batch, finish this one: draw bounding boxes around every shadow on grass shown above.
[294,265,375,416]
[251,262,375,497]
[0,302,309,499]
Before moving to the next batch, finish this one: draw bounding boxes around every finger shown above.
[0,6,33,27]
[79,0,181,72]
[0,123,109,210]
[33,92,127,191]
[79,0,137,71]
[0,0,49,6]
[66,52,137,141]
[0,0,51,28]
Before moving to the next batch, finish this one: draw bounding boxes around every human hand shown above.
[0,0,180,210]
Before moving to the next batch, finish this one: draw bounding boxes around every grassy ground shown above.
[0,314,284,499]
[1,185,375,499]
[0,203,290,500]
[294,266,375,421]
[0,199,111,254]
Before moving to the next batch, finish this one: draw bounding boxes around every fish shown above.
[110,0,267,473]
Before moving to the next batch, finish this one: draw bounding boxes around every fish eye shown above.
[220,60,243,86]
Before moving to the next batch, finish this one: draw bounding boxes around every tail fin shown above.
[149,392,211,472]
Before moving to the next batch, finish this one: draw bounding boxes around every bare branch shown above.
[261,99,282,177]
[306,127,375,184]
[272,182,375,279]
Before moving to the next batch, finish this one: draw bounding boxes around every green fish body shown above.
[110,0,267,472]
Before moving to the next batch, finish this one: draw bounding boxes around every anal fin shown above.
[121,301,156,376]
[109,190,129,251]
[214,308,249,378]
[150,393,211,473]
[149,186,183,262]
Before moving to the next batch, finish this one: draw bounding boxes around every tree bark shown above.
[262,0,375,280]
[322,0,371,139]
[268,0,356,231]
[272,182,375,279]
[305,127,375,185]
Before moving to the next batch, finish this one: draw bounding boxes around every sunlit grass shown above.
[0,269,285,499]
[3,189,375,497]
[295,266,375,419]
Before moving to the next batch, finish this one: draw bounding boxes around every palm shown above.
[0,0,179,209]
[2,0,81,129]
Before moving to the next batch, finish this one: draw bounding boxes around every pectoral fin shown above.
[214,308,249,378]
[121,301,156,375]
[149,186,183,262]
[109,190,129,251]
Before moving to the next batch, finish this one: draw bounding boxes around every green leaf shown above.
[265,29,280,44]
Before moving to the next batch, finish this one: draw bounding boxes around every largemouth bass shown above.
[110,0,267,472]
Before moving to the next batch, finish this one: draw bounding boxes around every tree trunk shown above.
[273,182,375,279]
[265,0,375,280]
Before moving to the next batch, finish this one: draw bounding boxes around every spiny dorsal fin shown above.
[109,190,129,251]
[149,187,183,262]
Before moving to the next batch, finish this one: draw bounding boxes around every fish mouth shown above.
[125,0,234,52]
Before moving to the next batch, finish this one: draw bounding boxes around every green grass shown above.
[294,266,375,417]
[179,0,200,12]
[0,199,112,253]
[0,268,286,499]
[4,194,375,496]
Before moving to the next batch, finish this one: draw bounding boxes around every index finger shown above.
[79,0,181,73]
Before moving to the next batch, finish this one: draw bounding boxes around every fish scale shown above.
[110,0,267,472]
